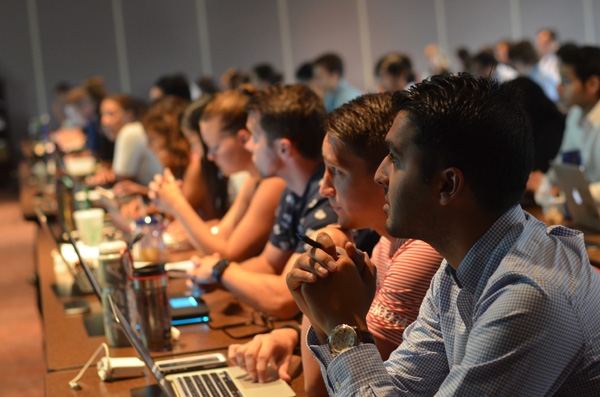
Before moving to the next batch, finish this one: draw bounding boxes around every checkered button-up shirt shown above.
[309,205,600,396]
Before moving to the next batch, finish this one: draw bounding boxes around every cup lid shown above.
[132,263,166,278]
[98,240,127,255]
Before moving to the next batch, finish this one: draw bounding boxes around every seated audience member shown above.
[88,95,163,188]
[374,53,417,92]
[494,39,518,82]
[536,28,561,102]
[115,95,191,198]
[228,93,443,392]
[63,87,101,153]
[313,53,362,112]
[250,63,283,90]
[423,44,451,76]
[51,81,72,128]
[188,85,339,319]
[220,68,249,91]
[82,76,114,165]
[551,44,600,183]
[509,40,558,103]
[470,49,496,77]
[502,64,565,175]
[178,95,230,221]
[295,61,321,98]
[196,76,219,97]
[149,73,192,102]
[149,89,286,262]
[288,74,600,395]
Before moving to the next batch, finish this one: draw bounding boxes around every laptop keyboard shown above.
[177,371,242,396]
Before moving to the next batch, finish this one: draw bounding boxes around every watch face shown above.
[330,325,357,353]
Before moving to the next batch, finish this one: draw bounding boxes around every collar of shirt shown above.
[448,205,526,297]
[585,99,600,129]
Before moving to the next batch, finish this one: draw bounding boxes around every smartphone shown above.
[64,300,91,315]
[169,294,210,325]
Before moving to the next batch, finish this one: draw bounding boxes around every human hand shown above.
[286,232,341,339]
[86,167,115,186]
[148,168,183,213]
[166,220,189,244]
[228,327,298,383]
[187,254,219,285]
[288,234,376,340]
[119,196,145,220]
[112,180,148,197]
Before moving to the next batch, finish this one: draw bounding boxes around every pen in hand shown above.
[297,233,340,260]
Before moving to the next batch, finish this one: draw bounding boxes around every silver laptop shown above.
[107,295,295,397]
[552,162,600,231]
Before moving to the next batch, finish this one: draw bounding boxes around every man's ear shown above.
[438,167,464,206]
[277,138,293,159]
[236,128,250,144]
[586,75,600,97]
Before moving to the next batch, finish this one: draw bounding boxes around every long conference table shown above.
[37,227,306,396]
[37,205,600,396]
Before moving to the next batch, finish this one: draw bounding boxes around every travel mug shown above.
[131,264,172,351]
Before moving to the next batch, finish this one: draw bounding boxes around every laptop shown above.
[107,295,296,397]
[552,163,600,231]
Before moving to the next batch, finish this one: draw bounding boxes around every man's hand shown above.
[148,168,184,213]
[287,233,376,342]
[188,254,220,285]
[228,327,298,383]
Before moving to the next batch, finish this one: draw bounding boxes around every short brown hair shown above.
[201,88,255,136]
[326,92,394,171]
[246,84,326,160]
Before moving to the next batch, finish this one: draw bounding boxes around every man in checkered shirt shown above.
[289,74,600,395]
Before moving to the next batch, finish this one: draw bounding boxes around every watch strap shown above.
[211,259,231,282]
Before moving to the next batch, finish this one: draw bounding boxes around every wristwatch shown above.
[211,259,231,282]
[328,324,375,357]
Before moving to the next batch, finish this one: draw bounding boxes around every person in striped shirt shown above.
[228,92,442,394]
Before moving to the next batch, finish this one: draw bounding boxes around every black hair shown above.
[375,53,416,83]
[196,77,219,96]
[252,63,283,87]
[314,53,344,76]
[326,92,395,171]
[392,74,534,215]
[246,84,327,160]
[557,43,600,84]
[154,74,191,102]
[296,62,314,83]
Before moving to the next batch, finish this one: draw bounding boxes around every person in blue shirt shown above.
[288,74,600,395]
[313,53,362,113]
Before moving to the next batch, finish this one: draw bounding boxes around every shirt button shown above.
[335,381,340,390]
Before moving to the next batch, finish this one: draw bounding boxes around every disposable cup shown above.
[73,208,105,246]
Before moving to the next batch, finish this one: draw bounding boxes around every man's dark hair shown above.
[252,63,283,86]
[154,74,191,102]
[326,92,394,171]
[296,61,314,83]
[314,53,344,76]
[375,53,416,83]
[508,40,539,66]
[557,43,600,84]
[246,84,327,160]
[392,74,534,214]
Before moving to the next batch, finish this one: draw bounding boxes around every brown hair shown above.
[102,94,146,120]
[201,86,256,136]
[143,96,190,177]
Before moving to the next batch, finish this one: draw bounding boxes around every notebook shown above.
[107,295,296,397]
[552,162,600,231]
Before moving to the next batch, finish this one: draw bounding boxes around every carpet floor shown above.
[0,189,45,396]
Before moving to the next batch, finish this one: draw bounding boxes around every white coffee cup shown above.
[73,208,105,246]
